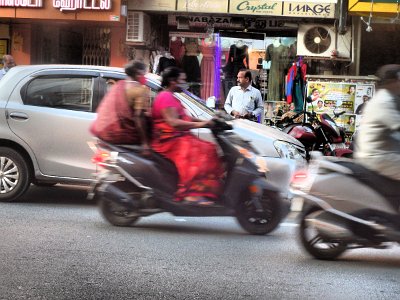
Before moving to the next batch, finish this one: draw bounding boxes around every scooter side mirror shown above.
[206,96,216,109]
[306,96,313,103]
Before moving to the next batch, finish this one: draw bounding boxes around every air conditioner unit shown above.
[126,11,151,44]
[297,24,352,59]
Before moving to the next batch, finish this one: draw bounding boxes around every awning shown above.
[349,0,400,18]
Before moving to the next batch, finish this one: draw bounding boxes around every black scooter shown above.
[88,118,289,235]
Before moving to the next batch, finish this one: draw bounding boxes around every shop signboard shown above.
[349,0,399,17]
[129,0,176,11]
[0,0,42,7]
[176,0,228,13]
[53,0,111,11]
[168,15,288,30]
[229,0,283,16]
[283,1,336,18]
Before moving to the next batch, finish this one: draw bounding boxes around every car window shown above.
[22,77,94,112]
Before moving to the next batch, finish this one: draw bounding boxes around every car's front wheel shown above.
[0,147,31,202]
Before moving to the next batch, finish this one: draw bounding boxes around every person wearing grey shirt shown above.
[355,64,400,181]
[224,69,264,122]
[0,55,16,80]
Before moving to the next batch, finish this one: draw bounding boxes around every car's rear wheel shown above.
[0,147,31,202]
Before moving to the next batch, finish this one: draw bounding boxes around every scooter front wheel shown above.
[99,197,140,227]
[236,190,283,235]
[299,206,347,260]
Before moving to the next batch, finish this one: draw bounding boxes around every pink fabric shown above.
[152,91,185,120]
[151,90,223,201]
[200,44,216,100]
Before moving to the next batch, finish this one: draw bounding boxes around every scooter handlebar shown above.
[211,117,233,132]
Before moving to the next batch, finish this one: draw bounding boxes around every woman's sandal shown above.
[181,196,215,206]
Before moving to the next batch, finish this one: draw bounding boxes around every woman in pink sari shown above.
[152,67,223,206]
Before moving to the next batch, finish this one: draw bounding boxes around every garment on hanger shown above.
[286,59,307,112]
[224,43,249,79]
[265,43,290,101]
[156,52,176,74]
[201,41,218,100]
[169,38,185,66]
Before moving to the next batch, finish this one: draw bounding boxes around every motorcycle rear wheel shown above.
[99,197,140,227]
[299,207,347,260]
[236,190,283,235]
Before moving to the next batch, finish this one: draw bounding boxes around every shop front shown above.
[0,0,127,67]
[129,0,354,120]
[348,0,400,75]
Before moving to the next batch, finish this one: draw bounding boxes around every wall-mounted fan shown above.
[303,26,332,54]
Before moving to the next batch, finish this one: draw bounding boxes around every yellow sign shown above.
[349,0,400,17]
[177,0,228,13]
[283,2,336,18]
[129,0,176,11]
[229,0,282,15]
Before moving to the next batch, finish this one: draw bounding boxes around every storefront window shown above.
[160,32,297,109]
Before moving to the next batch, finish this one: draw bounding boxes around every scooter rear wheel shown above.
[236,190,283,235]
[99,197,140,227]
[299,206,347,260]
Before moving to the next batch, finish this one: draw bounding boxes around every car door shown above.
[6,69,100,180]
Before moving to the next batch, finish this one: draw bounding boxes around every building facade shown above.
[0,0,127,67]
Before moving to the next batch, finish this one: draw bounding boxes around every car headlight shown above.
[274,141,304,161]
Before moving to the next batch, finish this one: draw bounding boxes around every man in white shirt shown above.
[355,64,400,181]
[0,55,16,80]
[224,69,264,122]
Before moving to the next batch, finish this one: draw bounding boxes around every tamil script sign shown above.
[0,0,42,7]
[53,0,111,11]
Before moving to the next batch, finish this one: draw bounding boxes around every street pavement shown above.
[0,184,399,300]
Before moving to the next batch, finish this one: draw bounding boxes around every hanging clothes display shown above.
[182,38,201,97]
[286,59,307,112]
[200,38,217,100]
[156,52,176,75]
[265,41,290,102]
[169,37,185,67]
[225,41,249,78]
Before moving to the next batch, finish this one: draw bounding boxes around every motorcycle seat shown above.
[335,161,400,211]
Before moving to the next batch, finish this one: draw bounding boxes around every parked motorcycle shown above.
[280,100,352,160]
[291,153,400,260]
[88,117,289,235]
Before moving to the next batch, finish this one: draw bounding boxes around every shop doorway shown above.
[31,24,110,66]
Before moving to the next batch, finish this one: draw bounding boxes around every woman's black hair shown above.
[124,60,146,78]
[161,66,183,88]
[376,64,400,88]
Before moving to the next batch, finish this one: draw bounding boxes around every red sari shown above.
[151,91,223,201]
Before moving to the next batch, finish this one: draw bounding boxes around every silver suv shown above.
[0,65,305,202]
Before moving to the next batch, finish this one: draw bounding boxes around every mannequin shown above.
[223,40,249,97]
[156,50,176,75]
[265,38,290,101]
[182,38,201,97]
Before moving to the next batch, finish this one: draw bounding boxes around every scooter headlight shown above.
[235,146,269,173]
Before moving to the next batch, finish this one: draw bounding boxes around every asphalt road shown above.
[0,184,399,300]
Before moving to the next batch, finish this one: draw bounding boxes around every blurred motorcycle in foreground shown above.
[88,117,289,235]
[291,153,400,260]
